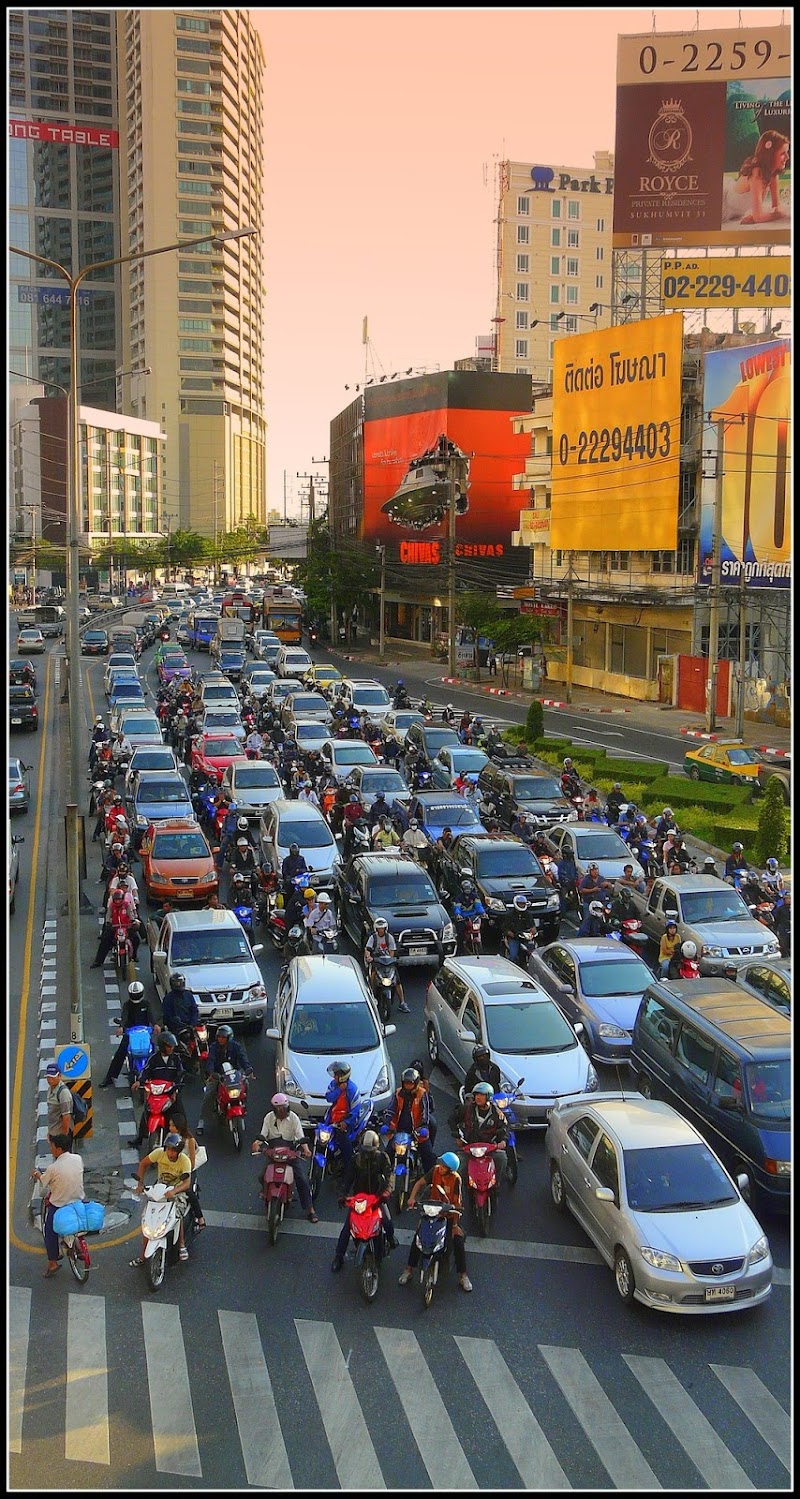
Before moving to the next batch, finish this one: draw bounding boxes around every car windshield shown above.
[278,819,333,849]
[84,632,107,642]
[288,1002,379,1055]
[123,716,161,737]
[421,730,458,752]
[360,772,406,792]
[153,833,209,860]
[296,723,324,740]
[484,999,577,1055]
[578,958,653,997]
[571,832,629,860]
[170,929,253,965]
[726,749,760,765]
[353,688,390,706]
[112,684,143,698]
[137,781,189,804]
[513,778,563,800]
[315,668,341,681]
[424,802,481,828]
[744,1059,791,1121]
[291,697,326,713]
[131,751,174,770]
[203,738,242,758]
[235,766,280,788]
[10,687,34,702]
[624,1143,738,1212]
[476,847,541,878]
[272,682,301,698]
[335,745,375,764]
[204,713,241,728]
[367,875,437,905]
[449,751,487,771]
[394,713,423,729]
[680,890,751,924]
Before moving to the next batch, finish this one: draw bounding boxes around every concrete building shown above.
[493,154,615,380]
[116,9,267,537]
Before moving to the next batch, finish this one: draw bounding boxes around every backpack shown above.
[69,1086,89,1123]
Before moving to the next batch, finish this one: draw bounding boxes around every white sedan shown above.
[17,628,46,655]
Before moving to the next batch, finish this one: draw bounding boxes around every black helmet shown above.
[170,973,186,989]
[289,843,300,856]
[460,877,475,895]
[158,1031,177,1052]
[401,1067,420,1087]
[472,1044,490,1062]
[216,1024,233,1041]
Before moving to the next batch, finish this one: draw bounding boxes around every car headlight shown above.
[640,1246,683,1272]
[442,922,455,943]
[702,945,724,958]
[248,983,266,1000]
[749,1235,770,1265]
[585,1063,599,1092]
[567,810,579,822]
[371,1065,389,1097]
[282,1069,303,1097]
[486,897,505,913]
[597,1023,628,1039]
[546,893,561,910]
[765,939,780,954]
[199,871,217,884]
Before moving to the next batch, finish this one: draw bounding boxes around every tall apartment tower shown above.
[9,8,122,413]
[494,153,615,380]
[117,9,267,536]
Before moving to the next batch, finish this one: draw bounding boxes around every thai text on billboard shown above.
[700,338,790,589]
[550,313,683,551]
[613,25,790,249]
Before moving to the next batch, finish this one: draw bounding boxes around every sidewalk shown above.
[333,639,792,752]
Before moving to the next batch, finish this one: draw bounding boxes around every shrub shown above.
[601,758,669,782]
[645,778,754,813]
[525,700,544,742]
[754,777,789,866]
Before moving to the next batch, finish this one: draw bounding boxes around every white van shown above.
[276,644,312,679]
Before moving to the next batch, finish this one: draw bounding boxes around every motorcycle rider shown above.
[605,782,626,823]
[89,886,142,968]
[462,1044,502,1100]
[761,856,786,896]
[373,815,400,850]
[99,979,160,1088]
[668,939,699,980]
[111,730,133,773]
[665,832,693,874]
[561,757,582,801]
[331,1128,395,1271]
[107,859,140,909]
[304,890,337,949]
[453,878,486,952]
[498,893,535,965]
[131,1131,192,1266]
[297,778,320,807]
[555,846,579,912]
[364,917,409,1012]
[725,842,750,881]
[654,806,677,841]
[577,899,608,938]
[485,724,503,758]
[399,1152,472,1293]
[441,703,456,726]
[342,792,365,834]
[195,1024,254,1137]
[658,919,681,978]
[251,1092,317,1223]
[367,789,390,831]
[161,972,200,1045]
[217,803,243,869]
[701,854,720,880]
[229,834,260,900]
[773,889,790,956]
[401,817,429,859]
[393,679,410,709]
[607,882,640,926]
[324,1062,363,1170]
[281,842,309,899]
[381,1067,435,1171]
[244,726,265,759]
[454,1081,508,1183]
[132,1032,187,1147]
[577,862,612,914]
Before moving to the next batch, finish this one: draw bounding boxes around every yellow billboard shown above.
[551,314,683,551]
[661,257,790,308]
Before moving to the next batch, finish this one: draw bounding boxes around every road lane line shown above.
[295,1318,385,1489]
[455,1335,570,1488]
[375,1326,477,1488]
[141,1301,201,1476]
[623,1354,753,1489]
[709,1364,790,1472]
[9,1286,32,1453]
[66,1293,110,1464]
[218,1310,293,1488]
[539,1344,661,1489]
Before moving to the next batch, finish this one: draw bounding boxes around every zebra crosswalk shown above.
[9,1284,790,1489]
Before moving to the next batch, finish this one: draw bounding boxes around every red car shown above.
[190,734,248,783]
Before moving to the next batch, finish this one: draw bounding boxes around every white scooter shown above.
[125,1150,206,1292]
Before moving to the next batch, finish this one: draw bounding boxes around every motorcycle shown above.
[308,1099,374,1200]
[343,1191,390,1303]
[309,925,339,956]
[175,1021,210,1077]
[411,767,432,792]
[369,950,400,1023]
[458,913,483,956]
[412,1196,461,1308]
[493,1084,523,1187]
[606,909,649,952]
[387,1129,422,1212]
[111,920,135,974]
[459,1137,500,1236]
[140,1077,179,1152]
[212,1061,249,1151]
[127,1166,202,1292]
[501,928,538,970]
[254,1142,302,1245]
[230,871,256,934]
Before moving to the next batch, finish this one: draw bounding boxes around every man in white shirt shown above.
[31,1133,85,1276]
[304,891,337,948]
[250,1093,317,1221]
[401,818,428,857]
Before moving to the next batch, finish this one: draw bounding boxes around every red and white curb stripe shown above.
[680,729,734,741]
[757,746,790,758]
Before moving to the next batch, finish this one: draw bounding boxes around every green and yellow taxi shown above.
[302,663,343,696]
[682,740,763,784]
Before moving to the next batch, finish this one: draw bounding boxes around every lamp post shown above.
[11,226,256,1042]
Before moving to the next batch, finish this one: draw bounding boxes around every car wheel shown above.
[549,1160,567,1213]
[614,1247,636,1304]
[426,1023,439,1066]
[689,766,701,781]
[637,1072,653,1100]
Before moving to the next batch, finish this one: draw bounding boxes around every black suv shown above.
[477,756,575,830]
[9,658,37,689]
[436,833,562,941]
[404,722,460,768]
[80,627,110,656]
[336,851,457,965]
[9,684,39,732]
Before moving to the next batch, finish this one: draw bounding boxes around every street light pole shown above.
[377,544,386,660]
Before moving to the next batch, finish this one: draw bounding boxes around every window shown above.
[516,282,529,301]
[566,258,579,277]
[596,218,605,232]
[438,969,466,1013]
[550,256,560,275]
[568,201,580,219]
[515,339,528,358]
[567,229,580,248]
[595,275,604,289]
[462,994,482,1041]
[568,1115,600,1160]
[517,224,529,245]
[677,539,695,575]
[516,253,529,273]
[609,551,630,571]
[675,1024,715,1085]
[549,313,560,331]
[564,314,578,331]
[591,1135,620,1197]
[566,288,578,306]
[639,994,679,1050]
[550,286,560,305]
[517,196,530,215]
[713,1050,743,1101]
[596,245,605,261]
[652,550,675,574]
[515,311,528,330]
[551,200,561,219]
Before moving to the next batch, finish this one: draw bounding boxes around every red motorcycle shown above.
[459,1138,500,1237]
[213,1063,249,1151]
[177,1021,210,1076]
[111,919,135,973]
[459,914,483,956]
[141,1078,178,1151]
[256,1143,301,1244]
[344,1191,388,1303]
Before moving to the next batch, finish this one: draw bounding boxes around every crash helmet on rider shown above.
[289,843,300,856]
[95,716,103,726]
[702,856,717,872]
[128,980,145,999]
[361,1129,381,1152]
[170,973,186,989]
[236,836,249,848]
[589,900,605,917]
[111,888,126,905]
[766,857,779,873]
[373,916,389,934]
[662,807,673,819]
[408,818,419,830]
[303,887,317,901]
[350,793,360,803]
[681,940,698,959]
[318,892,332,906]
[563,757,574,769]
[472,1044,490,1062]
[327,1061,351,1080]
[163,1132,183,1154]
[512,894,530,913]
[472,1083,494,1106]
[439,1152,460,1173]
[237,816,249,832]
[460,877,476,897]
[732,841,744,853]
[271,1093,289,1112]
[401,1067,420,1089]
[216,1024,234,1042]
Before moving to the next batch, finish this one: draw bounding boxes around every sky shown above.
[254,7,786,516]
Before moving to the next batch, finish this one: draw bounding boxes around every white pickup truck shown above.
[147,908,267,1032]
[627,874,781,975]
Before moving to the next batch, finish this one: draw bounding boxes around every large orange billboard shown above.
[362,371,532,559]
[551,313,683,551]
[613,25,790,249]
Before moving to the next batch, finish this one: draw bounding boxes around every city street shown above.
[8,626,790,1490]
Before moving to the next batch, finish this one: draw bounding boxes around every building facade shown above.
[493,154,615,380]
[117,8,267,537]
[9,8,122,413]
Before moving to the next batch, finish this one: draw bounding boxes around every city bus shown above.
[262,589,303,644]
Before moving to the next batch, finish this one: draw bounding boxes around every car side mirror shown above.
[152,949,167,961]
[265,1027,280,1041]
[457,1028,476,1042]
[736,1172,752,1199]
[383,1024,397,1037]
[13,835,25,845]
[558,981,575,995]
[595,1186,616,1204]
[574,1022,584,1036]
[719,1094,744,1112]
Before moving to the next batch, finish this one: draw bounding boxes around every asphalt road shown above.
[8,626,791,1491]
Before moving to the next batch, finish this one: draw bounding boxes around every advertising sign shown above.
[660,256,790,308]
[699,338,790,589]
[550,313,683,551]
[613,26,790,249]
[9,119,119,148]
[362,371,532,559]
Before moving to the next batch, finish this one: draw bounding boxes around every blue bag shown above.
[52,1200,88,1235]
[84,1200,105,1232]
[127,1026,153,1059]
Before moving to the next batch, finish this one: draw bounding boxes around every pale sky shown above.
[254,7,786,515]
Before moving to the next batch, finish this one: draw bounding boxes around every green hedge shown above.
[601,758,670,782]
[643,778,754,812]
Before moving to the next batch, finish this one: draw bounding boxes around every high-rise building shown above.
[117,9,267,538]
[9,8,122,412]
[493,154,615,379]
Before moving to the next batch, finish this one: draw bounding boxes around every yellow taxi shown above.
[682,740,763,785]
[139,817,218,904]
[302,663,343,696]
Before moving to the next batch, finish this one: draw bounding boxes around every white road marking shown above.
[624,1354,753,1489]
[375,1327,477,1488]
[141,1301,201,1476]
[9,1286,31,1454]
[540,1344,661,1489]
[66,1293,109,1464]
[219,1309,293,1488]
[709,1364,790,1472]
[295,1318,385,1488]
[455,1336,570,1488]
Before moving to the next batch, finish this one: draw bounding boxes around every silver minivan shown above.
[276,646,313,679]
[260,797,340,893]
[267,954,396,1123]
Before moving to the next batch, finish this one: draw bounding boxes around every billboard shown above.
[613,25,790,249]
[362,371,532,559]
[699,338,790,589]
[550,313,683,551]
[660,256,790,309]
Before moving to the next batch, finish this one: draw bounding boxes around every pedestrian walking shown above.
[45,1063,75,1150]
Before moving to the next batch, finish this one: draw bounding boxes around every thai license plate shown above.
[705,1285,735,1302]
[213,1006,234,1018]
[12,717,22,724]
[409,945,427,956]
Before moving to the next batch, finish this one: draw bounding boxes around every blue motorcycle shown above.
[493,1081,523,1186]
[230,871,256,933]
[412,1193,461,1308]
[308,1099,374,1201]
[383,1128,426,1211]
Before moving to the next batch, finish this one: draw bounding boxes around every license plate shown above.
[11,717,22,724]
[705,1285,735,1302]
[213,1006,234,1018]
[409,946,427,956]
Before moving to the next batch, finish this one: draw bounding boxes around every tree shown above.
[291,522,378,636]
[525,699,544,742]
[754,777,789,866]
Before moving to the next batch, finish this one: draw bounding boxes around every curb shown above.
[679,729,741,742]
[757,746,791,758]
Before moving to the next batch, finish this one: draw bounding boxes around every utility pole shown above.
[283,469,287,522]
[447,461,457,678]
[213,460,220,585]
[377,544,386,660]
[735,566,747,739]
[565,553,575,704]
[705,417,725,733]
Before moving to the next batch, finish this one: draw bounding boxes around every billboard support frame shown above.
[706,416,726,733]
